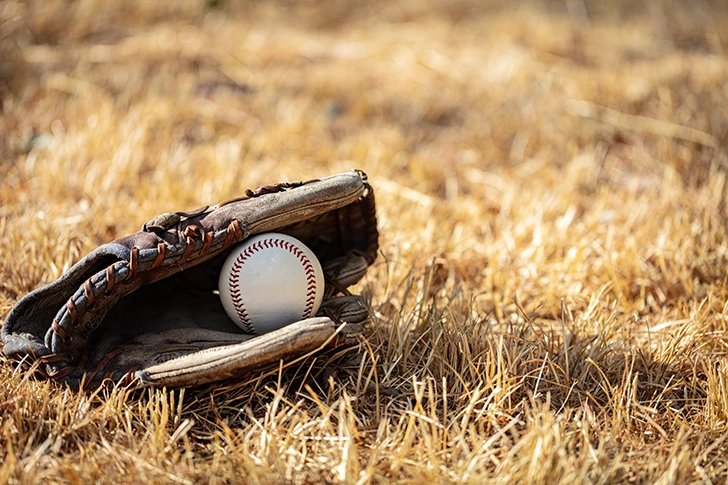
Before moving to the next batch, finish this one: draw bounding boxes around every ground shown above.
[2,0,728,483]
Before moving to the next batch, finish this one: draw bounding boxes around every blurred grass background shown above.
[3,0,728,483]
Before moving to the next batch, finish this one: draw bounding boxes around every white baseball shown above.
[218,232,325,335]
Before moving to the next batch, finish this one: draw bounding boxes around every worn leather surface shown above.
[1,170,378,388]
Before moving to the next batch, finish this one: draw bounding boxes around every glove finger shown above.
[136,317,338,387]
[318,295,369,324]
[323,253,369,291]
[99,329,256,375]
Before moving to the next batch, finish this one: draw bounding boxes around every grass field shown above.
[3,0,728,483]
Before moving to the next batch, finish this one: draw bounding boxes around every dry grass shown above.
[3,0,728,482]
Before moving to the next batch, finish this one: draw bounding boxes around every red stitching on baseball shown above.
[228,243,261,334]
[228,237,319,333]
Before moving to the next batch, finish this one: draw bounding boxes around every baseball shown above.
[218,232,325,335]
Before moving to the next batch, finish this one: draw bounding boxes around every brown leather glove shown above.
[1,170,378,388]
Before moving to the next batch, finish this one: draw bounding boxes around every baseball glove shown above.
[1,170,378,388]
